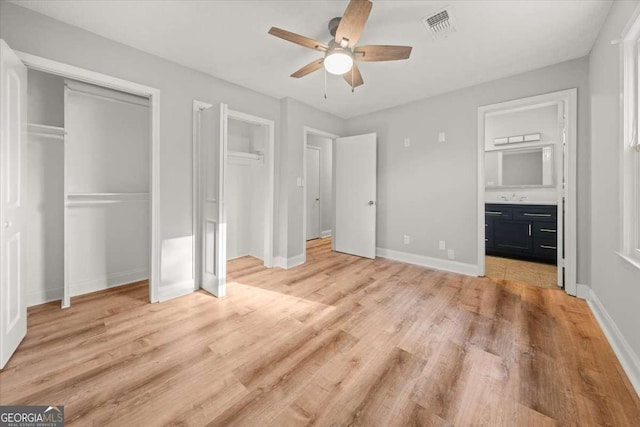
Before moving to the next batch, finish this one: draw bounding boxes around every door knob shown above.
[315,198,320,202]
[368,201,376,206]
[3,221,11,228]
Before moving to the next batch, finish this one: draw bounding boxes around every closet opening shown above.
[23,59,160,308]
[225,112,274,267]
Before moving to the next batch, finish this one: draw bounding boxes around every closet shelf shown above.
[28,123,66,141]
[227,150,263,164]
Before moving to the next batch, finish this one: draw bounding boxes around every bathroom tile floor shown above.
[485,255,558,289]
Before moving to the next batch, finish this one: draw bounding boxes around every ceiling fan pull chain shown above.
[324,68,328,99]
[351,67,355,93]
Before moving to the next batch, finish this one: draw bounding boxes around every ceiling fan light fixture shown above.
[324,48,353,75]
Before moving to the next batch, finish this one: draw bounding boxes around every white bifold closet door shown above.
[64,81,150,307]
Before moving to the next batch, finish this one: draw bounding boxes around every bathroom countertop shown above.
[485,200,557,205]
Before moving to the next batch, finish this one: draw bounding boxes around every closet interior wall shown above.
[226,118,268,261]
[26,70,64,306]
[25,71,151,306]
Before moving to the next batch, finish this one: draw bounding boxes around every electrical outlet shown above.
[403,235,411,245]
[404,138,411,148]
[439,240,446,250]
[447,249,455,260]
[438,131,446,143]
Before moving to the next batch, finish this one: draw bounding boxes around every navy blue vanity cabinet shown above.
[485,203,557,263]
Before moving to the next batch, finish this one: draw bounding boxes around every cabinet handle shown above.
[528,224,532,236]
[485,211,502,216]
[540,228,556,233]
[540,245,557,250]
[523,213,552,217]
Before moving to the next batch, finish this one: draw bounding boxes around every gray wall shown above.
[589,0,640,359]
[347,57,590,282]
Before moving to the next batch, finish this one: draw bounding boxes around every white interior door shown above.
[306,147,321,240]
[0,40,28,369]
[201,103,227,297]
[334,133,377,259]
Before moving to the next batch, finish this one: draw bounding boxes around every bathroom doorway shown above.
[477,89,577,295]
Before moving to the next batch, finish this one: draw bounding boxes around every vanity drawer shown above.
[533,221,557,238]
[485,220,494,248]
[513,206,556,222]
[485,205,513,220]
[533,237,557,260]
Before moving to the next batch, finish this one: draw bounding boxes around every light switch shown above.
[404,138,411,148]
[403,235,411,244]
[438,132,446,143]
[296,177,303,187]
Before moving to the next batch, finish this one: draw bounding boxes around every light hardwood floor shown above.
[0,238,638,426]
[485,255,558,289]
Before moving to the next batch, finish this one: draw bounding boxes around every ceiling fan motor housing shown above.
[328,17,342,37]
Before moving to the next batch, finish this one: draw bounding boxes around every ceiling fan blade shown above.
[335,0,373,48]
[343,63,364,88]
[354,45,413,62]
[268,27,328,52]
[291,58,325,78]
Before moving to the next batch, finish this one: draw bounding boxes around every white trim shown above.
[477,88,578,296]
[321,229,333,238]
[273,254,306,269]
[226,108,276,268]
[303,127,340,262]
[69,269,148,297]
[26,287,63,307]
[617,251,640,270]
[192,100,213,292]
[582,286,640,396]
[16,49,162,304]
[376,247,480,277]
[619,9,640,265]
[576,283,591,300]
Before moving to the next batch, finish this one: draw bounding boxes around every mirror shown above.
[485,145,554,188]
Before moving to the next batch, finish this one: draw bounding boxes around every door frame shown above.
[476,88,578,296]
[302,127,339,261]
[192,100,213,291]
[15,50,162,305]
[194,104,276,282]
[305,145,321,241]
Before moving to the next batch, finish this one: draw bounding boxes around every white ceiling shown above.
[13,0,612,119]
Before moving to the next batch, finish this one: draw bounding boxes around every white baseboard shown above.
[576,283,591,300]
[320,230,332,238]
[70,268,148,297]
[376,247,480,277]
[274,254,306,269]
[26,286,63,307]
[158,279,195,302]
[582,286,640,396]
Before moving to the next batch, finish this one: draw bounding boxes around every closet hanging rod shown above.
[66,200,147,207]
[67,192,150,201]
[65,84,150,108]
[28,132,64,141]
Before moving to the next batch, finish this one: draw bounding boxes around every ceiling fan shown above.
[268,0,412,92]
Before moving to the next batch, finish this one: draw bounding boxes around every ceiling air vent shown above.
[422,8,456,38]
